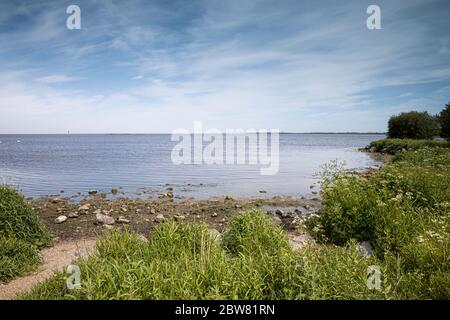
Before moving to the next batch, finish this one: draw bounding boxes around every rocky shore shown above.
[30,188,323,245]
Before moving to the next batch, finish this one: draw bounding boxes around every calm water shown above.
[0,134,384,199]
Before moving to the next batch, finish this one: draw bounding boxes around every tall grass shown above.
[20,211,392,300]
[0,186,50,282]
[310,147,450,299]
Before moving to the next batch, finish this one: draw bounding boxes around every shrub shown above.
[0,236,41,282]
[310,147,450,299]
[0,186,50,247]
[0,186,50,283]
[439,102,450,139]
[387,111,440,139]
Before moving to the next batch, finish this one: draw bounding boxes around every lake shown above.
[0,134,384,199]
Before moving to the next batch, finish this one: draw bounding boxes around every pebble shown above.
[88,190,97,195]
[96,213,115,225]
[155,214,166,223]
[68,212,79,218]
[54,215,67,224]
[211,212,218,217]
[117,216,130,224]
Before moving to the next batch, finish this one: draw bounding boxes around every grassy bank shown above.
[0,187,51,282]
[21,211,391,300]
[366,138,450,154]
[310,147,450,299]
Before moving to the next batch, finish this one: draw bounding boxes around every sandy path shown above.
[0,238,96,300]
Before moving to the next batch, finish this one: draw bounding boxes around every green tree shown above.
[439,103,450,139]
[388,111,441,139]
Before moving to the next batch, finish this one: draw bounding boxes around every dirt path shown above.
[0,238,96,300]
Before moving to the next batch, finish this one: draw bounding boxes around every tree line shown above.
[388,102,450,140]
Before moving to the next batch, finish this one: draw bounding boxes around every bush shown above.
[0,186,50,247]
[387,111,440,139]
[439,103,450,139]
[0,186,50,283]
[310,147,450,299]
[0,236,41,282]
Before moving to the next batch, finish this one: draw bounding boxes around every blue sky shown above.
[0,0,449,133]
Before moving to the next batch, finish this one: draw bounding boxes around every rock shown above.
[209,228,221,242]
[225,195,233,201]
[310,185,315,189]
[78,203,91,211]
[289,235,314,251]
[117,216,130,224]
[211,212,218,218]
[121,207,128,212]
[235,204,242,209]
[138,234,148,242]
[155,214,166,223]
[149,208,156,215]
[51,198,62,204]
[96,213,115,225]
[93,209,102,215]
[312,191,318,195]
[259,190,267,193]
[54,215,67,224]
[356,241,374,258]
[165,191,174,198]
[68,212,79,218]
[303,204,311,210]
[294,208,302,214]
[104,224,114,230]
[88,189,97,195]
[111,187,118,195]
[275,209,284,216]
[166,187,173,191]
[272,216,283,225]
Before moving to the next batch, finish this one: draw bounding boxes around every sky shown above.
[0,0,449,134]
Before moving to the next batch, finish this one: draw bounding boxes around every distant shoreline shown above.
[0,132,387,135]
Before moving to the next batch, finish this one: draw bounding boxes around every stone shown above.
[166,187,173,191]
[166,191,174,198]
[275,209,284,216]
[174,215,185,221]
[93,209,102,215]
[312,191,318,195]
[88,189,97,195]
[303,204,311,210]
[259,190,267,193]
[138,234,148,242]
[117,216,130,224]
[96,213,115,225]
[54,215,67,224]
[211,212,218,218]
[104,224,114,230]
[272,215,283,225]
[225,195,233,201]
[356,241,374,258]
[78,203,91,211]
[289,235,313,251]
[155,214,166,223]
[209,228,221,242]
[68,212,79,218]
[150,208,156,214]
[111,187,118,195]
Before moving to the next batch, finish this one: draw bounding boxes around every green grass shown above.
[0,186,50,282]
[20,210,393,300]
[310,147,450,299]
[367,138,450,154]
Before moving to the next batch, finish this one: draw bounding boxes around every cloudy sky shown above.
[0,0,449,133]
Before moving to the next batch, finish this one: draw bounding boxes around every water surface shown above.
[0,134,384,198]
